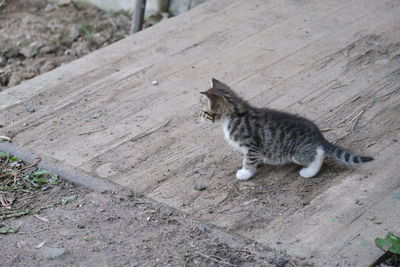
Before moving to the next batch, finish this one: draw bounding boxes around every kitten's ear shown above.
[210,78,230,90]
[210,78,222,88]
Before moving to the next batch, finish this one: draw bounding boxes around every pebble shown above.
[20,46,34,58]
[193,182,206,191]
[40,45,57,54]
[92,32,109,46]
[8,73,22,86]
[42,247,67,259]
[275,259,288,267]
[57,0,72,6]
[152,80,159,86]
[0,56,6,67]
[198,226,207,233]
[69,25,81,41]
[25,106,35,113]
[40,61,56,73]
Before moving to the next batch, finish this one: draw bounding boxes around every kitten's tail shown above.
[322,141,373,165]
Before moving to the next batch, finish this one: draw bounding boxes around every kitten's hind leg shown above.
[299,147,325,178]
[236,151,260,180]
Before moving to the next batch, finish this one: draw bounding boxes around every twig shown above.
[130,119,171,143]
[207,169,215,180]
[351,107,366,131]
[19,158,41,171]
[197,251,235,266]
[0,194,11,210]
[11,172,17,187]
[78,128,105,136]
[0,209,39,220]
[0,173,11,179]
[288,260,297,267]
[33,214,49,223]
[18,227,52,234]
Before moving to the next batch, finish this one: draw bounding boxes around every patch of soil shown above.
[0,0,131,91]
[0,153,313,267]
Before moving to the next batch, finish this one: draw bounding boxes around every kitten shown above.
[200,78,373,180]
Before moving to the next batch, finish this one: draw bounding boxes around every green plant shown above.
[375,232,400,255]
[79,24,94,38]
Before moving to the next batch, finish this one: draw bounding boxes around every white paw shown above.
[299,168,316,178]
[236,169,254,180]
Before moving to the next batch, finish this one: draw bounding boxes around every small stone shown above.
[57,0,71,6]
[193,182,206,191]
[8,73,22,86]
[69,25,81,41]
[77,224,85,229]
[44,3,56,12]
[25,106,35,113]
[40,61,56,73]
[40,45,57,54]
[22,72,36,79]
[20,46,34,58]
[152,80,159,86]
[0,56,6,67]
[50,186,61,193]
[73,42,89,56]
[91,32,108,46]
[198,226,206,233]
[42,247,67,259]
[208,209,213,214]
[275,259,288,267]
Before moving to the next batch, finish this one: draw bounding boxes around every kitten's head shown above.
[200,78,248,118]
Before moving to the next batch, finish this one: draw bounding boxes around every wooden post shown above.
[158,0,170,13]
[130,0,147,34]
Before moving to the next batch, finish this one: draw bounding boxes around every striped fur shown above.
[200,78,373,179]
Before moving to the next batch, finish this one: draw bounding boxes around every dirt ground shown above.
[0,0,134,91]
[0,153,312,267]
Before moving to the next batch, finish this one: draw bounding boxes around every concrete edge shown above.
[0,142,120,192]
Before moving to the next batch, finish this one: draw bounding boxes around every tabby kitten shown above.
[200,78,373,180]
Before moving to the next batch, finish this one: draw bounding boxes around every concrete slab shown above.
[1,0,399,265]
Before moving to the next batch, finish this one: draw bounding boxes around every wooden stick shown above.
[131,0,147,34]
[197,252,235,266]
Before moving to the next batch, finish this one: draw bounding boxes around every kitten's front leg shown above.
[200,110,215,122]
[236,151,259,180]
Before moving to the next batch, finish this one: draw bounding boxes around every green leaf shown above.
[9,157,18,162]
[60,195,77,205]
[33,177,46,184]
[0,152,10,159]
[375,237,392,251]
[375,232,400,255]
[49,174,60,185]
[0,226,19,234]
[32,169,49,176]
